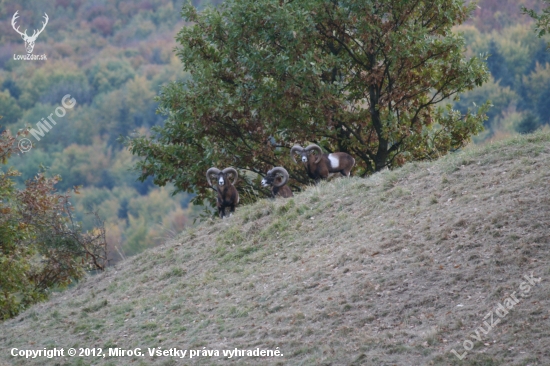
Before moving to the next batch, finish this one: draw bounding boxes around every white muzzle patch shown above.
[261,178,268,187]
[218,177,225,186]
[301,156,307,162]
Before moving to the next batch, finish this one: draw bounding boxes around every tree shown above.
[517,112,541,134]
[522,1,550,41]
[454,76,516,130]
[536,83,550,124]
[486,40,514,87]
[126,0,489,206]
[0,124,107,320]
[0,91,22,125]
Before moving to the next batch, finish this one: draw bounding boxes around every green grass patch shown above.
[81,299,108,314]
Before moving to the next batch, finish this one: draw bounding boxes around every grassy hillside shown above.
[1,0,548,266]
[1,131,550,365]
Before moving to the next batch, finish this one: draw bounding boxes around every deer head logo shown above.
[11,11,49,54]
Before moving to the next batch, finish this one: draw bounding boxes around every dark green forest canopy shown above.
[128,0,490,205]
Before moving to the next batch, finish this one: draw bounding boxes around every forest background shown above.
[0,0,549,262]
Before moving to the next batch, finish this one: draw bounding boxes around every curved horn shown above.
[206,167,220,186]
[222,167,238,185]
[290,145,303,163]
[269,167,289,188]
[305,144,323,163]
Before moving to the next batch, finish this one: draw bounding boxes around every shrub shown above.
[0,126,107,320]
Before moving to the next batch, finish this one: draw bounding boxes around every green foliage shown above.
[87,59,136,94]
[517,112,541,134]
[522,0,550,39]
[0,0,195,261]
[454,77,517,126]
[454,19,550,138]
[486,40,514,87]
[0,128,106,320]
[127,0,489,206]
[536,84,550,124]
[0,91,22,124]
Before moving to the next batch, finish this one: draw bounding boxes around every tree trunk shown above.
[369,86,387,171]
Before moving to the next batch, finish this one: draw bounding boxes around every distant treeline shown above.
[458,0,550,139]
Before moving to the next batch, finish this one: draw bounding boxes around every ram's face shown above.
[261,174,273,187]
[218,174,225,186]
[301,152,308,163]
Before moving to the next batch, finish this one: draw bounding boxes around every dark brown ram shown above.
[261,167,293,198]
[206,167,239,218]
[291,144,355,184]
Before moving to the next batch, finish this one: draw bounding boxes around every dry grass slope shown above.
[2,131,550,366]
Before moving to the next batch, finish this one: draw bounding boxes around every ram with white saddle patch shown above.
[290,143,355,184]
